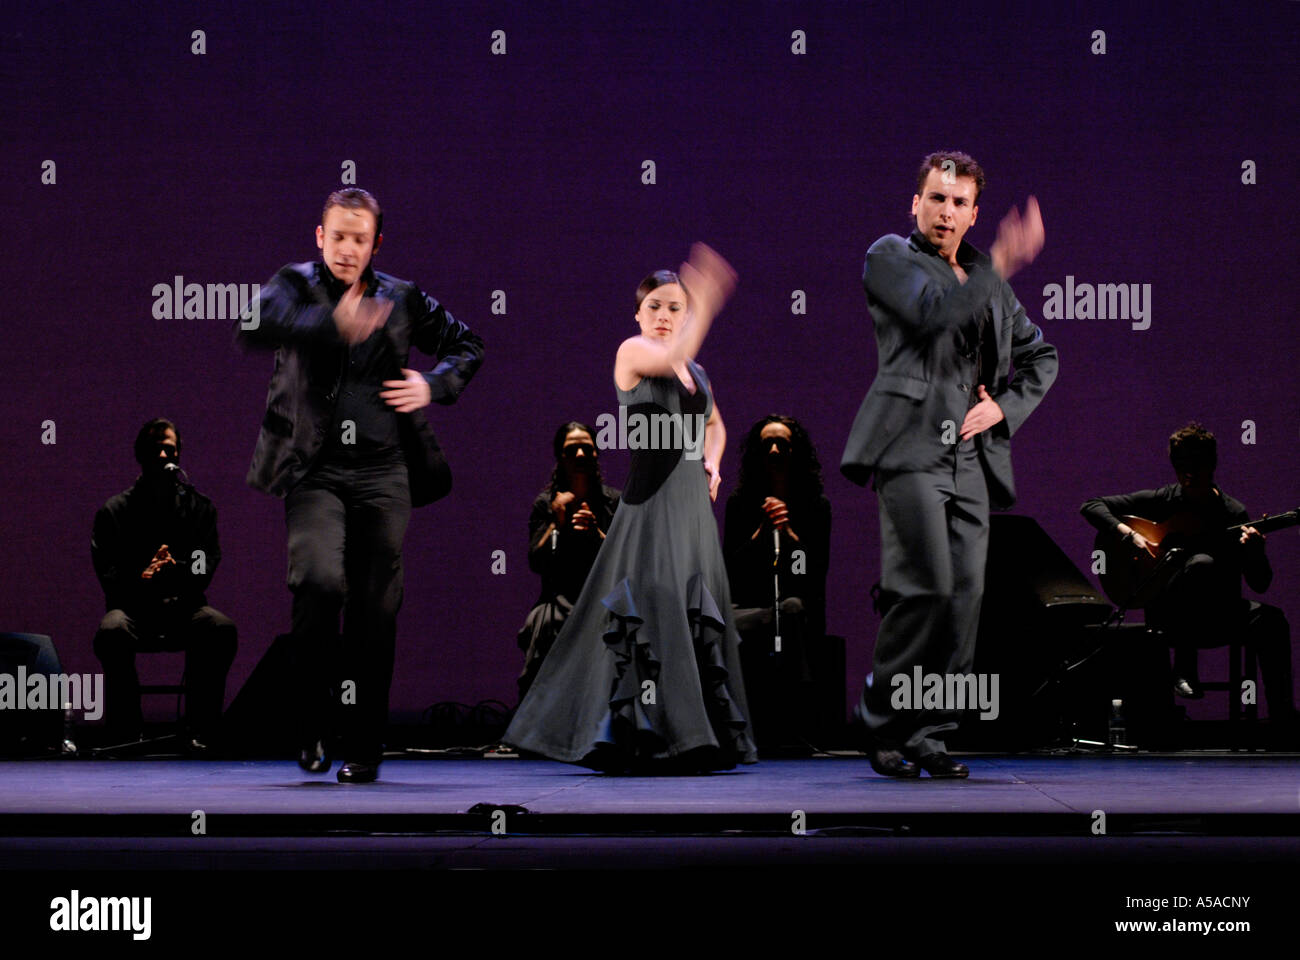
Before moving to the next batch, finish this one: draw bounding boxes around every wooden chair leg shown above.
[1244,645,1258,722]
[1228,640,1242,724]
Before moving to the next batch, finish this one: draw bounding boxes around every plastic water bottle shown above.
[1108,698,1126,748]
[61,701,78,756]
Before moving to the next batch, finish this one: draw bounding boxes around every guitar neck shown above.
[1227,509,1300,536]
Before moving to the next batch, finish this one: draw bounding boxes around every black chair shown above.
[92,653,191,757]
[1180,631,1260,750]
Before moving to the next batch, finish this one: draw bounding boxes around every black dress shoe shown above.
[867,746,921,778]
[337,760,380,783]
[298,740,332,774]
[914,752,969,778]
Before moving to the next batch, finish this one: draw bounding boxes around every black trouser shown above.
[1156,552,1294,716]
[285,454,411,762]
[93,606,237,741]
[858,439,989,757]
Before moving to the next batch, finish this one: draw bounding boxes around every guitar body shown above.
[1094,518,1176,609]
[1094,507,1298,608]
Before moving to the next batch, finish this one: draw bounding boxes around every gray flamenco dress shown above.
[504,359,758,771]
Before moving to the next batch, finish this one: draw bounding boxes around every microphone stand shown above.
[772,528,781,654]
[1034,547,1186,753]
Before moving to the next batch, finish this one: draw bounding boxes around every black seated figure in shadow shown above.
[516,421,622,700]
[1081,421,1295,736]
[91,418,237,751]
[723,415,830,752]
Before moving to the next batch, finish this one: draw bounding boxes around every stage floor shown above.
[1,753,1298,834]
[3,754,1296,943]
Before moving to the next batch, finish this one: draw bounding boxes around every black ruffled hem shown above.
[581,573,758,773]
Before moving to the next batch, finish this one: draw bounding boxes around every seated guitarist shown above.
[1081,422,1294,724]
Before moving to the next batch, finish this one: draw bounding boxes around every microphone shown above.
[162,461,193,488]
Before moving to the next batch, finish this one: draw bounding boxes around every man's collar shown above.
[909,229,987,269]
[1172,483,1226,507]
[128,473,183,501]
[318,260,378,298]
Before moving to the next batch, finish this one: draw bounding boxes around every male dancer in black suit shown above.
[236,188,484,782]
[841,151,1057,777]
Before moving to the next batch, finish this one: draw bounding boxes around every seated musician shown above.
[514,421,621,699]
[1081,422,1294,726]
[92,418,238,750]
[724,415,831,749]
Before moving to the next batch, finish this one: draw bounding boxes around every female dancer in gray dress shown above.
[504,244,757,772]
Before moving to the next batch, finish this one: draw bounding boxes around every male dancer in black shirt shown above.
[236,188,484,782]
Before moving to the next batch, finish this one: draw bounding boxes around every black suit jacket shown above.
[235,261,485,507]
[840,231,1057,509]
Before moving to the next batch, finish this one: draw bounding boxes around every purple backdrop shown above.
[5,1,1298,724]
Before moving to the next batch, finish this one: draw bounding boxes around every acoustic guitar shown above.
[1093,507,1298,608]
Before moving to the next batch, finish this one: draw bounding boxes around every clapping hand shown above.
[141,544,176,580]
[761,497,799,541]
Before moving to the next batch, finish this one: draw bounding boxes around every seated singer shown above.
[1081,422,1295,731]
[516,421,621,699]
[724,415,830,749]
[92,418,237,751]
